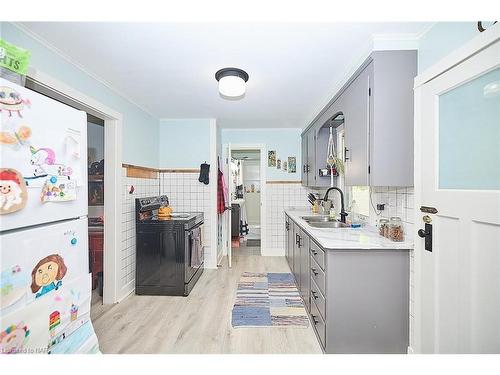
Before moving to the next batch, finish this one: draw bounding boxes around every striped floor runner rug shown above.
[231,272,309,328]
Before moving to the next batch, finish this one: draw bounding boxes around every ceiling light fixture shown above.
[215,68,249,98]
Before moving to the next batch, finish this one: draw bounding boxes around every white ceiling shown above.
[20,22,431,128]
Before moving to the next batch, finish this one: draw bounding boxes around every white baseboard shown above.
[119,280,135,302]
[261,247,285,256]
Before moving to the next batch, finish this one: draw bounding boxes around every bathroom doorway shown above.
[230,148,262,256]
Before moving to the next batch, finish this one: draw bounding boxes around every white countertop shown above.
[285,208,413,250]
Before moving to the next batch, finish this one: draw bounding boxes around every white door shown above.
[1,78,87,231]
[223,143,233,268]
[414,36,500,353]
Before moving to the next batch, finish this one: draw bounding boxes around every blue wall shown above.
[1,22,159,168]
[418,22,479,73]
[221,128,302,181]
[159,119,211,168]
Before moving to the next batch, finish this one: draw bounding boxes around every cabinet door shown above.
[136,231,161,286]
[288,220,295,272]
[307,127,317,186]
[301,133,308,186]
[300,229,311,310]
[343,62,372,186]
[285,216,290,265]
[293,230,301,288]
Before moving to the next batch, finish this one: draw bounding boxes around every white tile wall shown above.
[265,183,310,250]
[160,172,212,261]
[120,167,160,290]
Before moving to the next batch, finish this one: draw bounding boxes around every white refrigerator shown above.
[0,77,99,354]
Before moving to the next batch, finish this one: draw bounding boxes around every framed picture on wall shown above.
[268,150,276,167]
[288,157,296,173]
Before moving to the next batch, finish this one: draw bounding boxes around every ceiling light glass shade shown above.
[218,75,246,97]
[215,68,249,98]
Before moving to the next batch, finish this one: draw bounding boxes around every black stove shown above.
[135,195,204,296]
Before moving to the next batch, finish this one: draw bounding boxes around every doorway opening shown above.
[87,114,105,308]
[230,148,261,257]
[24,71,123,305]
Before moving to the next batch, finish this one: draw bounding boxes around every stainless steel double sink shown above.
[301,216,350,228]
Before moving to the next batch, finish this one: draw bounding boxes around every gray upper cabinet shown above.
[301,50,417,187]
[343,62,372,186]
[301,134,308,186]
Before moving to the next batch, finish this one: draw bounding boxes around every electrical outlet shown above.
[376,203,385,211]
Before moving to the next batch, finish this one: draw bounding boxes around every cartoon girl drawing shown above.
[31,254,67,299]
[0,322,30,354]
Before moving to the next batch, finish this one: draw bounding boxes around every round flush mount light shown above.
[215,68,249,98]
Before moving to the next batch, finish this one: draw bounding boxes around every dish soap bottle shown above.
[350,200,361,228]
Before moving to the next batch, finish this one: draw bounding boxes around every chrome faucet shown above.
[323,187,348,223]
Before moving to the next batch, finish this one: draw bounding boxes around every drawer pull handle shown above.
[311,314,319,325]
[311,268,319,276]
[312,250,318,255]
[311,291,319,299]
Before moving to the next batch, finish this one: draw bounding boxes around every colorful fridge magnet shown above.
[0,321,30,354]
[0,86,31,118]
[40,176,77,203]
[31,254,67,299]
[0,168,28,214]
[49,311,61,338]
[0,125,32,148]
[1,264,28,310]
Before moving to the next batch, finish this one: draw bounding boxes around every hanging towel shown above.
[217,157,228,214]
[190,226,203,268]
[199,162,210,185]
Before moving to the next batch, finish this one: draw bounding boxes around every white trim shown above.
[11,22,157,119]
[26,67,124,305]
[227,143,267,256]
[206,118,218,269]
[414,23,500,88]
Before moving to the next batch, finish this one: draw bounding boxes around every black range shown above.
[135,195,204,296]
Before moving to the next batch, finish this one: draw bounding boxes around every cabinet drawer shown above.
[310,277,326,320]
[310,256,326,296]
[310,298,326,348]
[310,240,325,270]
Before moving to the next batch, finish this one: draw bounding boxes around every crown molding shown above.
[10,22,158,119]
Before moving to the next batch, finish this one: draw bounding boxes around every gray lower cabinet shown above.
[286,217,410,354]
[285,215,293,271]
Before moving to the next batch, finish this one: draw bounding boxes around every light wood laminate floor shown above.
[91,254,322,354]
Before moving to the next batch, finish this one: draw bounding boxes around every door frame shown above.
[412,24,500,353]
[26,66,124,305]
[223,143,267,257]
